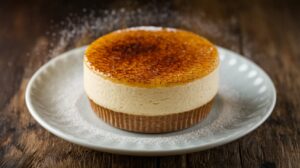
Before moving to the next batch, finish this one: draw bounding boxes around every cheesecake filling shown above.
[84,64,219,116]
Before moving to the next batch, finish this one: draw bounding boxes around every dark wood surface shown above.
[0,0,299,167]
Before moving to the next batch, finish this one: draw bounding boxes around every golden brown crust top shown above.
[85,27,219,87]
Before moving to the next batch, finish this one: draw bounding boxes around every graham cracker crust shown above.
[88,98,214,133]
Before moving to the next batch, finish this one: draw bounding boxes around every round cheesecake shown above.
[84,26,219,133]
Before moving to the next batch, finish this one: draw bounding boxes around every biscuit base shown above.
[88,98,214,133]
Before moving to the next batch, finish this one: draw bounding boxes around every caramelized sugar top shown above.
[85,27,219,87]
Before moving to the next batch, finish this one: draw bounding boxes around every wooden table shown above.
[0,0,299,167]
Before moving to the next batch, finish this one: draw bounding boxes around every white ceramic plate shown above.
[25,46,276,156]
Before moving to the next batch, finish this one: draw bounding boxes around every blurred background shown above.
[0,0,299,167]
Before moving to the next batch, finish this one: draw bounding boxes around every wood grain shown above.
[0,0,299,167]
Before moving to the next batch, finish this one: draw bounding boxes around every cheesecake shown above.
[84,26,219,133]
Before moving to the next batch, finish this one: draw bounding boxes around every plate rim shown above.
[25,46,276,156]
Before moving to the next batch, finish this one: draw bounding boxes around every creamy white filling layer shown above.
[84,64,219,116]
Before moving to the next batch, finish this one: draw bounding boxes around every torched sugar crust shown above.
[85,27,219,87]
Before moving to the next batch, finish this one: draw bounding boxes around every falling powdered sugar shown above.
[45,8,224,59]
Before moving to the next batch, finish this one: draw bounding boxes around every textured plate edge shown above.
[25,46,277,156]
